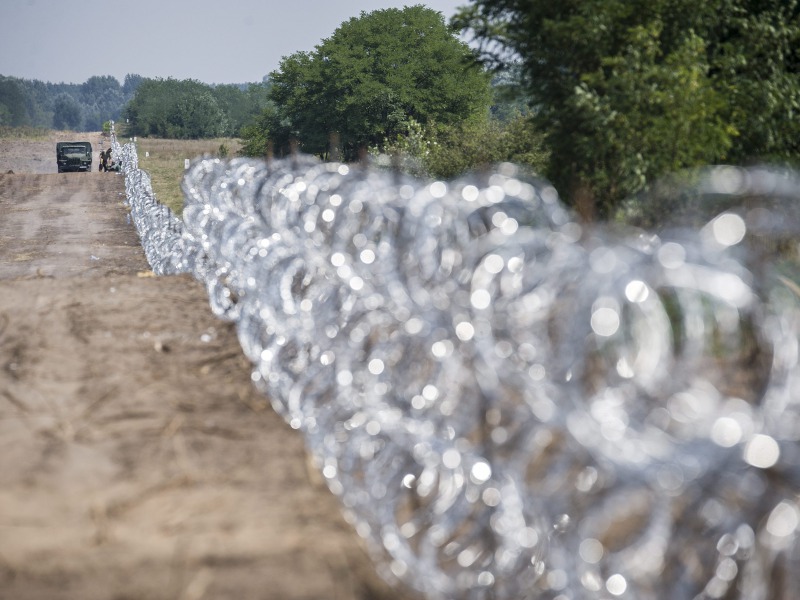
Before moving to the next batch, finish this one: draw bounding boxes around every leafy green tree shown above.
[21,79,54,127]
[80,75,120,101]
[122,74,144,97]
[708,0,800,165]
[548,24,732,218]
[52,92,82,130]
[454,0,800,218]
[168,90,227,138]
[488,65,532,123]
[0,77,30,126]
[123,78,169,136]
[239,102,282,156]
[245,5,492,160]
[0,76,52,128]
[211,82,270,136]
[79,75,125,130]
[124,79,225,138]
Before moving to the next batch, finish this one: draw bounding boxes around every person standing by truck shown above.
[99,148,113,172]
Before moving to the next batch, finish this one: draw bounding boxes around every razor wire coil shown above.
[114,123,800,600]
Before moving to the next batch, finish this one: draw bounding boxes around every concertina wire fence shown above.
[111,125,800,600]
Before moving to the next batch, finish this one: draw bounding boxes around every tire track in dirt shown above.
[0,135,405,600]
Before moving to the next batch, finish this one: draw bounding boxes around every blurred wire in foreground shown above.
[117,123,800,599]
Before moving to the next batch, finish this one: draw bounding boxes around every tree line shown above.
[3,1,797,220]
[0,74,143,131]
[122,79,271,139]
[0,73,270,139]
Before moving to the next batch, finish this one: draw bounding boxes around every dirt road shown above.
[0,133,404,600]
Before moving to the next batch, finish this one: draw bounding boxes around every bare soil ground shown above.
[0,133,405,600]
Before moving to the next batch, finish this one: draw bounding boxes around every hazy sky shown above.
[0,0,472,85]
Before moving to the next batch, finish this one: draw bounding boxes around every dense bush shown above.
[454,0,800,218]
[373,112,548,180]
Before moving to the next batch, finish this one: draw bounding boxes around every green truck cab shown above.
[56,141,93,173]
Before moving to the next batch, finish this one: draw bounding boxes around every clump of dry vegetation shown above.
[134,137,242,214]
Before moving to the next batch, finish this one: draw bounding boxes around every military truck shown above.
[56,141,93,173]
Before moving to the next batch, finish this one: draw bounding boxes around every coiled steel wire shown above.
[116,127,800,599]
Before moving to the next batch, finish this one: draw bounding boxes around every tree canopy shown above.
[454,0,800,218]
[0,73,143,131]
[52,92,82,130]
[242,5,492,160]
[0,73,268,136]
[123,78,270,139]
[0,78,30,127]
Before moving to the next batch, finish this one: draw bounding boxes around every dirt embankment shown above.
[0,133,405,600]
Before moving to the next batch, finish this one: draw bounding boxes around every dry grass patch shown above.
[0,126,52,140]
[1,126,90,141]
[134,137,243,215]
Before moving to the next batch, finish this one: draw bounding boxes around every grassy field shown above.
[0,125,76,140]
[1,126,243,215]
[132,137,243,215]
